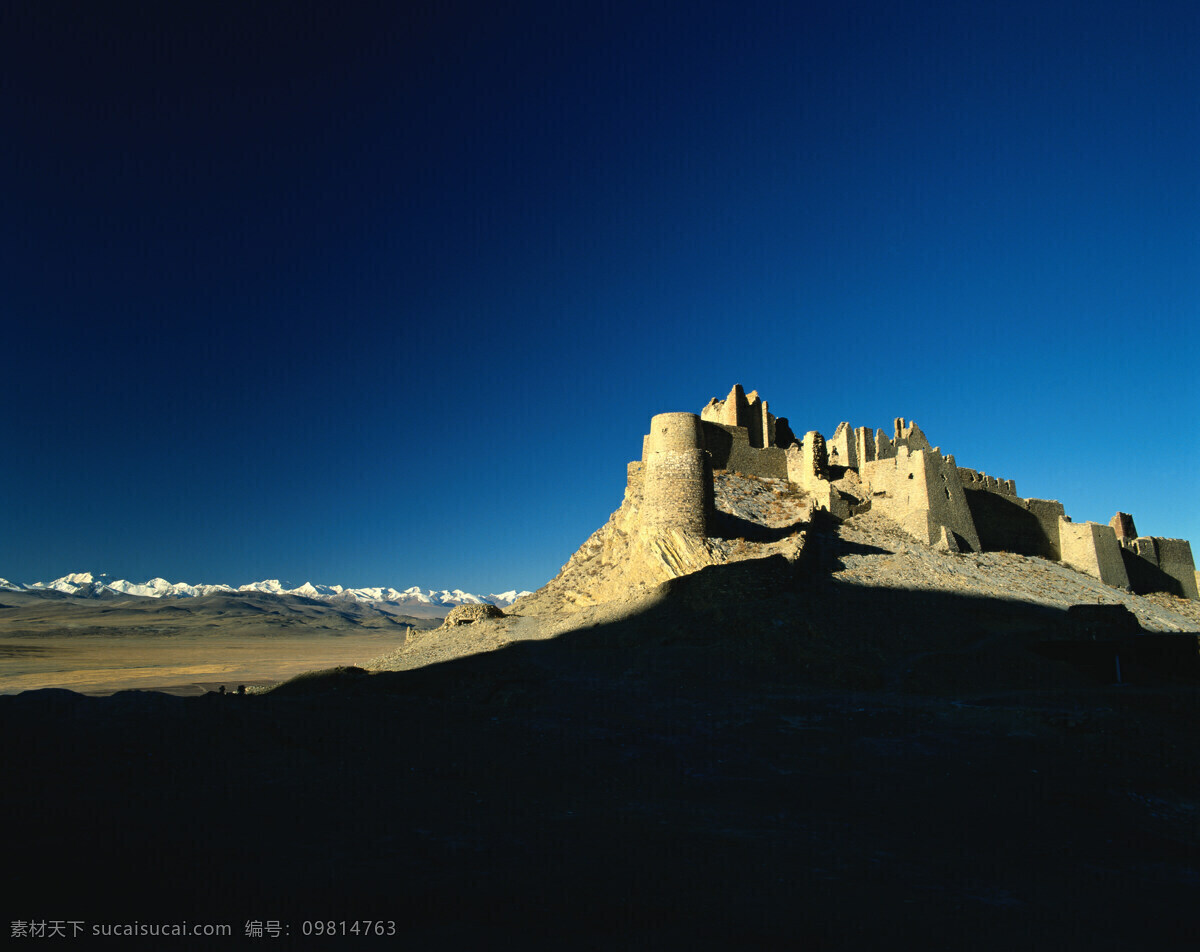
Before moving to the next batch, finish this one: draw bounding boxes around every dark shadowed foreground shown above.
[4,557,1198,949]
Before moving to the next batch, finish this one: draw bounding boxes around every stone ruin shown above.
[441,603,507,627]
[624,384,1198,600]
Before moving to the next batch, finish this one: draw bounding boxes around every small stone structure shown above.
[620,384,1197,599]
[441,603,506,627]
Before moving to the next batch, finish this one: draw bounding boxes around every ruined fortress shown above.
[622,384,1197,601]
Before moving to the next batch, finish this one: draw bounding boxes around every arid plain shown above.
[0,589,430,695]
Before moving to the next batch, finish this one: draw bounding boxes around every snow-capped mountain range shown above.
[0,572,530,608]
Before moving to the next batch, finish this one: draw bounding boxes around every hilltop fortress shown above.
[518,384,1197,613]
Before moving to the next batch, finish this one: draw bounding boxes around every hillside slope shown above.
[370,471,1200,686]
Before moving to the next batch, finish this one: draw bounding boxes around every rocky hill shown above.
[372,471,1200,686]
[374,381,1200,681]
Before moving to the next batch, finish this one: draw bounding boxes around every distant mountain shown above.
[13,572,530,609]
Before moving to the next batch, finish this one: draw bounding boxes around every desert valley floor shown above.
[0,630,403,695]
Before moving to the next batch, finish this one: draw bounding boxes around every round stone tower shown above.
[641,412,710,539]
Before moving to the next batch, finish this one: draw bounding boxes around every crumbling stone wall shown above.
[854,426,876,467]
[745,391,766,449]
[963,492,1064,560]
[1022,499,1066,561]
[702,385,752,434]
[822,419,929,471]
[1148,538,1198,599]
[1058,520,1130,589]
[701,421,788,479]
[957,468,1018,496]
[786,431,828,491]
[1100,511,1199,599]
[827,422,856,470]
[966,491,1042,556]
[1110,512,1138,542]
[893,419,933,453]
[786,432,849,518]
[874,429,897,461]
[722,384,748,429]
[1121,537,1171,596]
[1130,537,1158,563]
[860,447,981,551]
[1120,536,1200,600]
[761,399,777,448]
[701,384,789,449]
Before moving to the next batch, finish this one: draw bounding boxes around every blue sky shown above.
[3,0,1197,593]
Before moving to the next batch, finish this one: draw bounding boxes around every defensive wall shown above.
[1152,539,1200,599]
[624,385,1197,599]
[957,468,1018,496]
[1101,511,1198,598]
[860,447,981,552]
[959,490,1065,561]
[813,408,1196,596]
[700,421,788,478]
[1059,521,1130,590]
[1118,534,1200,600]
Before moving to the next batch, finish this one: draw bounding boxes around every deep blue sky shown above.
[3,1,1197,593]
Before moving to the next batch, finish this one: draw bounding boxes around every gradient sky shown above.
[3,0,1198,594]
